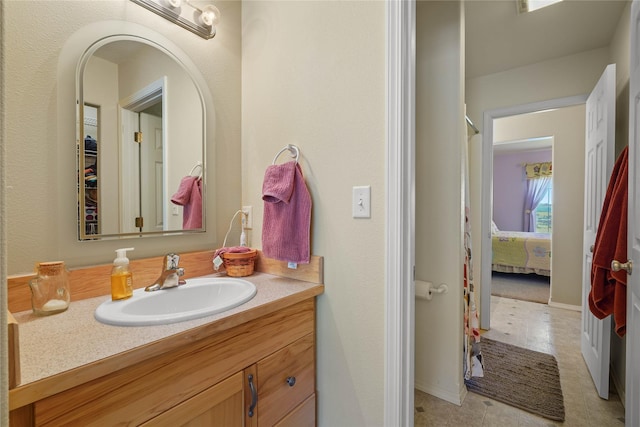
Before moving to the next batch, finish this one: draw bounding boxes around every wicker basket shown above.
[222,249,257,277]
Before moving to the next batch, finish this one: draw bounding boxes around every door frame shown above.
[627,3,640,423]
[385,0,415,425]
[479,95,587,330]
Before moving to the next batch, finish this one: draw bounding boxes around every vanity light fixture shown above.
[131,0,220,40]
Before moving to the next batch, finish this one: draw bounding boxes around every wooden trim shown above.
[9,404,33,426]
[8,250,324,313]
[254,251,323,284]
[8,250,218,313]
[8,311,20,388]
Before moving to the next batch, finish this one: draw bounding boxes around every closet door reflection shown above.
[83,104,100,236]
[119,95,164,234]
[139,104,164,232]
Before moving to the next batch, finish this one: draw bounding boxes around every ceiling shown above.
[465,0,629,79]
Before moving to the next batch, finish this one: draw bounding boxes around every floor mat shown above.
[464,337,565,421]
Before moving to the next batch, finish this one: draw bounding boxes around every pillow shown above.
[491,220,499,233]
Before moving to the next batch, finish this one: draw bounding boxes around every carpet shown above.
[491,272,550,304]
[465,338,565,421]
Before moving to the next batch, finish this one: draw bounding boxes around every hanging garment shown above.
[463,134,483,380]
[589,146,628,337]
[262,161,312,263]
[84,135,97,153]
[171,176,203,230]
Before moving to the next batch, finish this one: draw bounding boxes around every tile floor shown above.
[415,295,626,426]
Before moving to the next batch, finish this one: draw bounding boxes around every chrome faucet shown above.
[145,253,186,292]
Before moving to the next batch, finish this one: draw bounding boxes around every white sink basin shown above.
[95,277,257,326]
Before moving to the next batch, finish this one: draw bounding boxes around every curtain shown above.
[525,161,552,179]
[463,133,483,380]
[523,176,551,232]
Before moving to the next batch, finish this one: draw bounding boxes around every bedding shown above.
[492,230,551,276]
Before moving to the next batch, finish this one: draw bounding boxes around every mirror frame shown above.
[76,34,207,241]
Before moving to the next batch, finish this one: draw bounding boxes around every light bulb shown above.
[199,4,220,27]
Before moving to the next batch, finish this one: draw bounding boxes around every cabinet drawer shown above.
[274,394,316,427]
[257,333,315,426]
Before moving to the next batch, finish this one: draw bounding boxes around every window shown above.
[534,183,552,233]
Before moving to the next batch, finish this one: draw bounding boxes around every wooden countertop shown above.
[9,258,324,411]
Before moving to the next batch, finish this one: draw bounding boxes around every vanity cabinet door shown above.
[248,333,316,426]
[141,371,243,427]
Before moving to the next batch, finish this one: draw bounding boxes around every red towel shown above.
[589,146,628,337]
[171,176,203,230]
[262,161,312,263]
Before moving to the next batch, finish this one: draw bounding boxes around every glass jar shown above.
[28,261,71,315]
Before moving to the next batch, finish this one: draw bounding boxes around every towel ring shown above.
[189,161,203,178]
[272,144,300,165]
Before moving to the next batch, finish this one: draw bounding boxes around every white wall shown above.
[494,105,586,307]
[242,1,386,425]
[3,0,242,274]
[415,1,466,404]
[0,0,6,421]
[492,148,553,232]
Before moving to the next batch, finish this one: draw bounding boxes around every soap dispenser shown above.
[111,247,134,301]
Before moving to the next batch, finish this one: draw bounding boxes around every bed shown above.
[491,227,551,277]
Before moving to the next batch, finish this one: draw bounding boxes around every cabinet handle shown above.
[286,376,296,387]
[248,374,258,417]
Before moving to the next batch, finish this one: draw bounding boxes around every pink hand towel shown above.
[213,246,252,260]
[262,161,312,263]
[171,176,203,230]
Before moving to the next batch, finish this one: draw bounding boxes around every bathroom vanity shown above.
[8,251,323,426]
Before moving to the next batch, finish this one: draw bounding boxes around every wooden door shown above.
[141,372,243,427]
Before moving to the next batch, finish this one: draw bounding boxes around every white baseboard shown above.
[610,363,626,407]
[415,379,465,406]
[548,300,582,311]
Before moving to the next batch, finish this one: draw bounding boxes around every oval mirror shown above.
[77,35,205,240]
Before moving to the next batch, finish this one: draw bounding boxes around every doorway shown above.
[490,134,553,305]
[479,98,587,330]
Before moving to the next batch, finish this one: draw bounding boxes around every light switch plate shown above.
[352,186,371,218]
